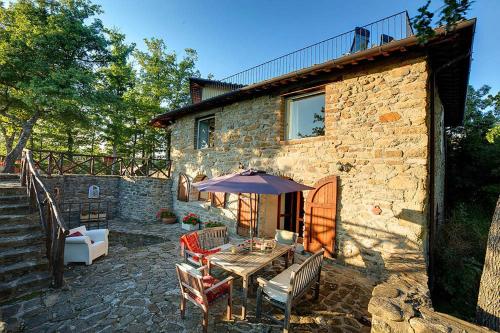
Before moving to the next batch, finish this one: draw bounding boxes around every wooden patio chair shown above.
[274,229,298,266]
[175,263,234,333]
[180,226,231,266]
[256,250,324,333]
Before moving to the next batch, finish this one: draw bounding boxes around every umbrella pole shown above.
[249,193,253,251]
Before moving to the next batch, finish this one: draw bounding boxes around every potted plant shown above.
[156,208,177,224]
[204,221,225,228]
[182,213,200,231]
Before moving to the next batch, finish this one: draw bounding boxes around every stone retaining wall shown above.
[42,175,121,219]
[41,175,172,224]
[119,177,173,222]
[368,251,493,333]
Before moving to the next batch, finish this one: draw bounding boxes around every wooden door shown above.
[238,193,257,237]
[305,176,338,257]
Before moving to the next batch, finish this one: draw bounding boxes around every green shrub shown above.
[433,202,491,320]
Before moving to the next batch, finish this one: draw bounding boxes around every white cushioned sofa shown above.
[64,226,109,265]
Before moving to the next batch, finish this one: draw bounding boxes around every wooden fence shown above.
[30,150,171,178]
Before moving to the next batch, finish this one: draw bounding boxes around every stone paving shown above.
[1,220,376,332]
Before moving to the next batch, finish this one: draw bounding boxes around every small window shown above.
[285,92,325,140]
[196,116,215,149]
[177,173,190,202]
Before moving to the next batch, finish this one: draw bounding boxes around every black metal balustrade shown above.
[59,200,110,230]
[201,11,413,100]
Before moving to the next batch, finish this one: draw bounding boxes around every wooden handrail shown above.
[28,149,171,178]
[20,149,69,287]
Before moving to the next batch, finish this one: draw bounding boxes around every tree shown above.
[476,197,500,331]
[0,0,110,172]
[433,85,500,319]
[97,29,136,158]
[132,38,200,158]
[412,0,473,43]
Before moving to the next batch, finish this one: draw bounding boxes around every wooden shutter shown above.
[304,175,338,257]
[211,192,226,208]
[237,193,257,237]
[190,174,209,201]
[177,173,190,202]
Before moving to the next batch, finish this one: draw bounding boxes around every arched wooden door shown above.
[305,176,338,257]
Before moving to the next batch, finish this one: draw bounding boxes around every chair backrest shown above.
[350,27,371,53]
[180,232,202,253]
[275,229,298,246]
[175,263,207,305]
[289,250,324,299]
[200,226,228,249]
[70,225,87,235]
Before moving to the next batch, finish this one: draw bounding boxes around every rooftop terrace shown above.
[201,11,413,100]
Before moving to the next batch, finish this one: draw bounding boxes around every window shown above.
[285,92,325,140]
[196,116,215,149]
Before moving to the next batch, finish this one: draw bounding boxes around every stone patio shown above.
[1,220,376,332]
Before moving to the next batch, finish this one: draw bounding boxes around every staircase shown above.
[0,174,50,304]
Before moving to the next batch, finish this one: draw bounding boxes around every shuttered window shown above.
[177,173,190,202]
[191,174,211,202]
[211,192,226,208]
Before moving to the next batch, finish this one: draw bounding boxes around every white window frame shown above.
[284,91,325,140]
[196,115,215,150]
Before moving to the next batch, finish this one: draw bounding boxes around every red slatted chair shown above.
[176,263,233,333]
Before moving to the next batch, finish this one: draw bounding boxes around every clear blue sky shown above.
[94,0,500,93]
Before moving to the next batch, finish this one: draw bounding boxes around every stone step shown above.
[0,203,30,215]
[0,174,20,181]
[0,195,28,205]
[0,223,40,236]
[0,214,37,226]
[0,233,44,249]
[0,245,45,266]
[0,271,51,304]
[0,186,25,196]
[0,259,49,283]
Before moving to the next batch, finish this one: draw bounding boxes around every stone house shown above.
[151,17,475,276]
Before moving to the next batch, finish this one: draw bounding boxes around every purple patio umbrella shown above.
[192,169,314,249]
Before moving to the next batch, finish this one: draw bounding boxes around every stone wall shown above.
[169,55,431,273]
[42,175,121,222]
[368,251,492,333]
[41,175,173,225]
[118,177,173,222]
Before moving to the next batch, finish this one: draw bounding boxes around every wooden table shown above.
[207,242,291,319]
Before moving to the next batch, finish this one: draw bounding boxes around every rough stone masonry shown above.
[169,54,432,275]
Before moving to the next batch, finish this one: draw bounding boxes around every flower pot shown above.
[161,217,177,224]
[182,223,198,231]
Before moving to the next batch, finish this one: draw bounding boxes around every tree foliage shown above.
[0,0,200,171]
[433,85,500,320]
[412,0,473,43]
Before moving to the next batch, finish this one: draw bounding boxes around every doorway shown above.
[277,191,304,238]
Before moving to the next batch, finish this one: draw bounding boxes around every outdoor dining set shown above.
[175,170,325,333]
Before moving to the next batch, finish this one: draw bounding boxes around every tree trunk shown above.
[476,196,500,331]
[2,112,40,173]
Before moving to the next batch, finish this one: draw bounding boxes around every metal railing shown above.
[30,150,171,178]
[201,11,413,100]
[20,149,68,287]
[59,200,110,230]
